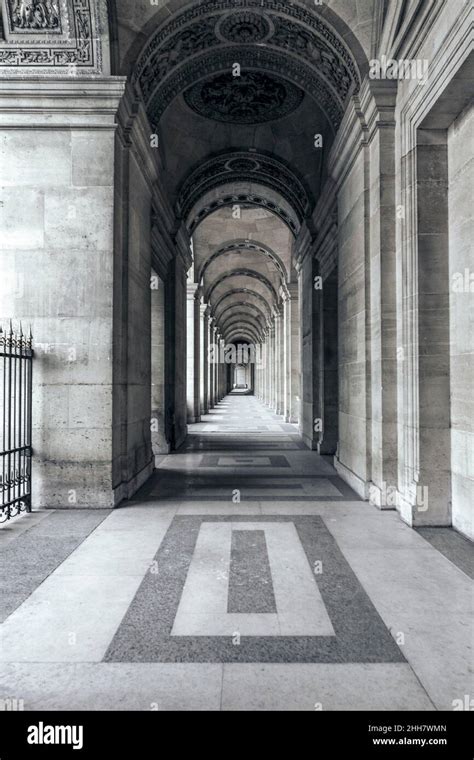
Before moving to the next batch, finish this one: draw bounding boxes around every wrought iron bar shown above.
[0,322,33,522]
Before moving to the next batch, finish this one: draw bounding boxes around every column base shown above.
[396,488,451,527]
[300,431,319,451]
[367,481,397,511]
[113,459,155,506]
[333,456,371,500]
[317,441,337,456]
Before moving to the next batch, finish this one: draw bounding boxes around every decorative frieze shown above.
[0,0,100,70]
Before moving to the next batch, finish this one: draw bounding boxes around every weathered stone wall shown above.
[151,271,168,456]
[0,80,125,508]
[336,150,369,493]
[448,102,474,539]
[124,152,154,485]
[393,0,472,534]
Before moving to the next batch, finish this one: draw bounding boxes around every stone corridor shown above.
[0,395,471,711]
[0,0,472,724]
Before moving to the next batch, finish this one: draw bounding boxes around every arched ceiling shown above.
[121,0,368,216]
[177,149,313,231]
[111,0,370,349]
[187,182,300,237]
[193,208,291,339]
[132,1,362,131]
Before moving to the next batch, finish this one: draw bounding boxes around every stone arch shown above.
[205,269,279,308]
[198,239,289,285]
[213,289,274,319]
[178,150,313,230]
[221,315,264,338]
[187,184,300,237]
[217,301,269,326]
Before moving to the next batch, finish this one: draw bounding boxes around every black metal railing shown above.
[0,323,33,522]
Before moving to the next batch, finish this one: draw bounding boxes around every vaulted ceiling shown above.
[112,0,370,344]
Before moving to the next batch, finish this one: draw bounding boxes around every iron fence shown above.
[0,323,33,522]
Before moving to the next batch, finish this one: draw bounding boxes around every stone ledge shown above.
[0,77,127,129]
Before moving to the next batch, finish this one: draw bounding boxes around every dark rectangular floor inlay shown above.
[416,527,474,579]
[0,510,112,622]
[228,530,276,614]
[104,515,404,664]
[200,454,291,469]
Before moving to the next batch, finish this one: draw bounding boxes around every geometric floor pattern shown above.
[1,395,472,710]
[105,515,404,663]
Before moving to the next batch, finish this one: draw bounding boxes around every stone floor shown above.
[0,395,472,710]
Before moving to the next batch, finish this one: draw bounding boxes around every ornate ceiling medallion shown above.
[215,11,274,44]
[224,157,260,172]
[183,71,304,125]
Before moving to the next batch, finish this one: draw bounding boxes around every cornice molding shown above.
[0,76,126,128]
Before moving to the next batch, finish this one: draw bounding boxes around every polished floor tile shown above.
[1,394,471,711]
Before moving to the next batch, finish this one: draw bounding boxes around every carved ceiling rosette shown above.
[183,70,305,125]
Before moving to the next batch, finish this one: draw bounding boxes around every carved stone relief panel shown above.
[6,0,62,32]
[0,0,102,71]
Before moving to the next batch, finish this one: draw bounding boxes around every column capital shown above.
[186,282,200,299]
[358,76,398,136]
[327,76,398,187]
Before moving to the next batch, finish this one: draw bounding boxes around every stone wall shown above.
[0,79,125,508]
[123,152,154,486]
[335,150,369,494]
[151,272,168,457]
[448,102,474,539]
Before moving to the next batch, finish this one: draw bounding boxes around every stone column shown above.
[288,284,301,424]
[208,319,215,409]
[220,338,227,399]
[186,283,200,423]
[165,254,189,451]
[216,336,222,402]
[318,268,338,455]
[268,324,275,410]
[282,283,300,423]
[274,312,283,415]
[151,271,169,457]
[0,79,128,508]
[200,305,209,414]
[256,343,262,399]
[264,331,270,406]
[213,329,220,403]
[297,246,322,449]
[283,291,291,421]
[364,80,398,507]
